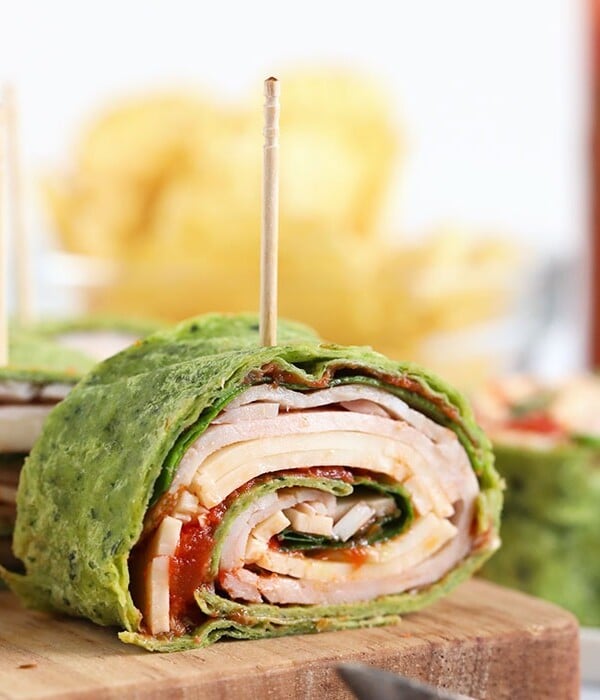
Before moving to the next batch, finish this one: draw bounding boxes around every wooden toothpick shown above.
[0,97,8,365]
[259,77,280,346]
[4,85,34,324]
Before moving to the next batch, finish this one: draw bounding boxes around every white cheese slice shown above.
[333,494,396,521]
[147,516,182,558]
[332,503,375,542]
[246,511,291,562]
[191,431,414,508]
[403,475,433,516]
[172,490,200,522]
[255,513,456,582]
[253,510,291,541]
[283,506,334,537]
[366,513,457,564]
[145,556,170,635]
[256,549,352,581]
[305,500,331,516]
[245,536,267,563]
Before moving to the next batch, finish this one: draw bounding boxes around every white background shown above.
[0,0,588,252]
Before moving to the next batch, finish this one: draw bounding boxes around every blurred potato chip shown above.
[46,70,398,259]
[44,70,517,382]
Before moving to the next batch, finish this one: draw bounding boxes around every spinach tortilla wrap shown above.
[474,376,600,626]
[4,314,502,650]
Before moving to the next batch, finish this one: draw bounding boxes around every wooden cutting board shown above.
[0,579,578,700]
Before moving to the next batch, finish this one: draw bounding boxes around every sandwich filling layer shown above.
[135,383,482,635]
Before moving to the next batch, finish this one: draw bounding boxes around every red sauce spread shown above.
[252,362,463,429]
[267,535,282,551]
[296,466,354,483]
[504,412,563,435]
[164,466,355,624]
[343,545,370,567]
[313,543,370,567]
[169,504,226,622]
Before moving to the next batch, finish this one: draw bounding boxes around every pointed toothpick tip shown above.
[264,76,280,97]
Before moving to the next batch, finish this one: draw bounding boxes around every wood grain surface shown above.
[0,579,579,700]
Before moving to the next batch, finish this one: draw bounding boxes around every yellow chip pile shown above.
[44,69,517,382]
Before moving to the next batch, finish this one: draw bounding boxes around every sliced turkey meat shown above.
[137,383,483,635]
